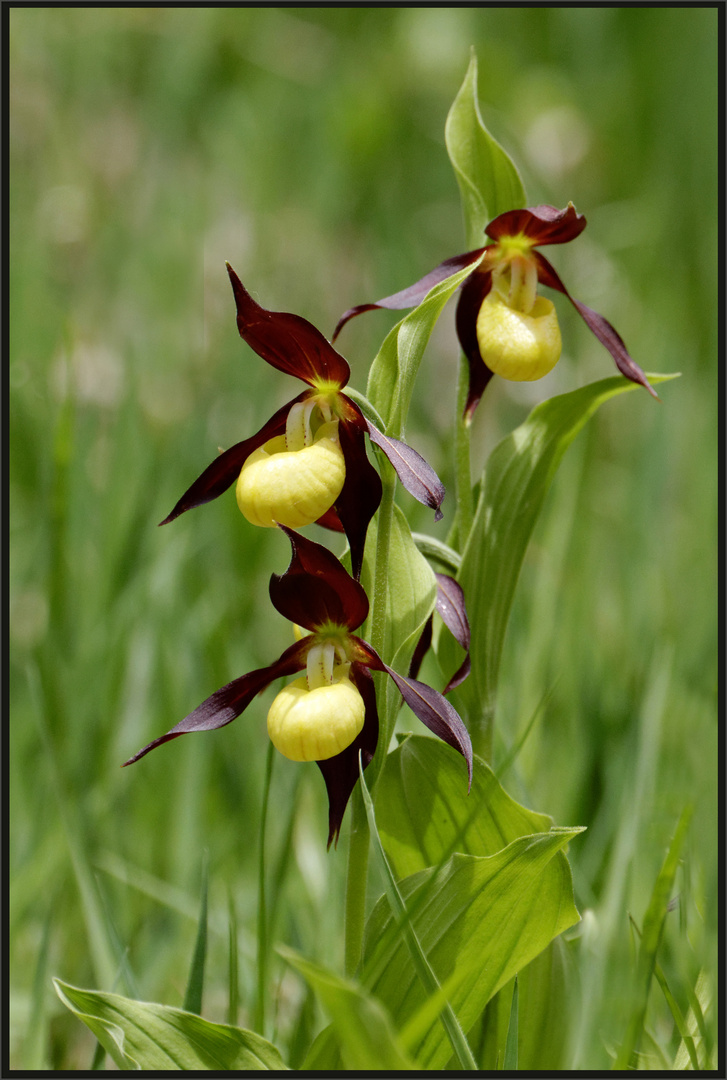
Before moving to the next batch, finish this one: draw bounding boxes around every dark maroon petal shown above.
[434,574,472,693]
[335,418,383,581]
[486,204,587,246]
[159,395,306,525]
[434,574,470,651]
[122,639,309,766]
[408,614,433,682]
[332,248,486,342]
[227,264,350,388]
[270,525,369,632]
[365,420,445,521]
[355,639,472,789]
[442,655,471,695]
[406,577,471,692]
[316,662,379,848]
[315,505,346,533]
[534,252,658,398]
[455,270,495,423]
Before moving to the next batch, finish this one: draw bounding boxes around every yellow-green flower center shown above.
[495,233,534,260]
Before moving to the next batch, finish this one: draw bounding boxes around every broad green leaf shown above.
[376,738,572,1070]
[613,805,693,1069]
[279,947,415,1071]
[376,734,552,878]
[440,373,679,757]
[366,257,484,438]
[445,50,526,249]
[361,828,583,1070]
[359,755,478,1070]
[53,980,289,1071]
[360,506,437,781]
[361,504,437,674]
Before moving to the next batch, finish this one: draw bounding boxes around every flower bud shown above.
[266,665,365,762]
[236,420,345,528]
[476,290,562,382]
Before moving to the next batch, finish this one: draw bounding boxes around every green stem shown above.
[343,459,397,976]
[254,741,275,1034]
[454,353,474,549]
[366,462,397,788]
[343,787,369,977]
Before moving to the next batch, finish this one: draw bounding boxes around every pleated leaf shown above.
[439,373,679,749]
[361,829,583,1070]
[375,734,552,878]
[53,981,288,1071]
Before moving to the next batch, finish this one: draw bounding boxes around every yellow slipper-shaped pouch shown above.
[476,290,562,382]
[267,665,365,762]
[236,420,345,528]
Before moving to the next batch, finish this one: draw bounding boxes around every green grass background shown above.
[9,7,718,1070]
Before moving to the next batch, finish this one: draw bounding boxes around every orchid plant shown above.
[124,525,472,848]
[57,53,677,1072]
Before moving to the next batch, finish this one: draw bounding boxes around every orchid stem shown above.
[344,787,369,977]
[254,740,274,1035]
[343,459,396,976]
[367,462,397,785]
[454,353,474,549]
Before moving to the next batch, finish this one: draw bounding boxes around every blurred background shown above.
[9,7,717,1070]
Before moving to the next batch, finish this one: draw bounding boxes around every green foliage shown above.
[361,505,437,674]
[366,256,484,439]
[614,806,693,1069]
[359,755,478,1070]
[183,855,208,1015]
[9,7,717,1071]
[53,980,289,1071]
[281,947,415,1071]
[441,372,679,758]
[503,976,519,1070]
[375,734,552,876]
[375,736,575,1070]
[445,50,526,248]
[361,828,582,1069]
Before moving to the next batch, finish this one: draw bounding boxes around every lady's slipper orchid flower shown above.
[160,266,445,579]
[333,204,657,423]
[123,527,472,847]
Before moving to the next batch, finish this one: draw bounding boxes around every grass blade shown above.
[628,915,699,1070]
[21,903,53,1069]
[255,741,275,1034]
[28,662,120,991]
[227,890,239,1027]
[357,754,478,1070]
[613,805,693,1069]
[503,975,519,1069]
[183,852,209,1015]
